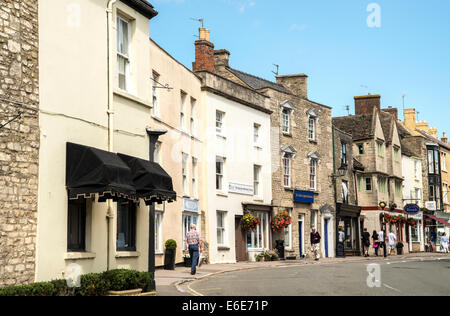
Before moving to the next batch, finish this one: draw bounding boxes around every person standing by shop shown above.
[310,227,321,261]
[184,223,203,275]
[378,229,387,257]
[388,230,397,255]
[372,230,379,256]
[362,228,371,257]
[441,232,449,253]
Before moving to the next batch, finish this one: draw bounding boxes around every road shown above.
[184,257,450,296]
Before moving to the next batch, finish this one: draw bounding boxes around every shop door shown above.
[235,216,247,262]
[298,219,303,257]
[324,218,329,258]
[182,213,198,251]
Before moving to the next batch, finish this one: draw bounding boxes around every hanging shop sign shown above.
[294,190,314,204]
[183,198,199,213]
[404,204,420,215]
[425,201,437,211]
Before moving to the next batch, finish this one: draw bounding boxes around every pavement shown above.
[155,252,449,296]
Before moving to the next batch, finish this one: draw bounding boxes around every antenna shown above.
[345,105,350,115]
[272,64,279,77]
[190,18,204,28]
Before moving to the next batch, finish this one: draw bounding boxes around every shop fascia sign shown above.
[294,190,314,204]
[183,198,199,213]
[404,204,420,215]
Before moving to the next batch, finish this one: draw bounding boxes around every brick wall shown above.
[193,40,215,72]
[354,95,380,115]
[0,0,39,287]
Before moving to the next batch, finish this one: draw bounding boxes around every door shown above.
[182,213,199,250]
[324,218,329,258]
[235,216,247,262]
[298,219,303,257]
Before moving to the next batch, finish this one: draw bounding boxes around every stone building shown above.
[333,95,408,253]
[0,0,39,287]
[209,40,335,259]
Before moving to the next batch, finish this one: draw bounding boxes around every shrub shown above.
[0,280,66,296]
[165,239,177,250]
[74,273,110,296]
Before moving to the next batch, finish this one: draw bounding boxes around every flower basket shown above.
[241,213,261,231]
[407,218,417,228]
[271,211,293,232]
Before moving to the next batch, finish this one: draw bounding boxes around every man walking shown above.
[388,230,397,255]
[378,229,387,257]
[184,223,203,275]
[362,228,371,257]
[310,227,321,261]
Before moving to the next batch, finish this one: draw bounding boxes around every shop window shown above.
[182,213,198,251]
[284,209,292,249]
[67,199,87,252]
[116,200,137,252]
[310,210,317,230]
[247,212,269,249]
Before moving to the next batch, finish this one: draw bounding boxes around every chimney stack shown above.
[404,108,416,131]
[214,49,230,70]
[276,74,308,98]
[383,106,398,120]
[442,132,448,144]
[193,27,215,73]
[354,94,381,115]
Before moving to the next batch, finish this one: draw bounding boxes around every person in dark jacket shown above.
[310,227,321,261]
[362,228,371,257]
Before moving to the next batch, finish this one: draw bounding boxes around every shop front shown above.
[241,203,272,262]
[182,198,200,251]
[336,203,361,256]
[424,212,450,252]
[407,211,424,252]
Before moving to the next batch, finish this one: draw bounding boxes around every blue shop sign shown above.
[294,190,314,204]
[404,204,420,215]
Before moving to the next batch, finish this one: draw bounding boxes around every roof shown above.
[396,120,413,138]
[332,114,374,141]
[416,129,450,151]
[400,138,419,158]
[227,67,292,94]
[120,0,158,19]
[353,158,365,171]
[379,111,395,143]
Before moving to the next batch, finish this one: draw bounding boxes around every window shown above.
[394,147,400,162]
[310,159,317,190]
[216,157,224,191]
[117,16,130,91]
[190,98,196,136]
[254,165,261,197]
[155,213,162,253]
[342,180,349,204]
[282,108,290,134]
[357,144,364,155]
[247,212,269,249]
[192,158,198,198]
[116,200,136,252]
[308,117,315,141]
[377,141,384,157]
[411,224,419,243]
[152,72,160,117]
[444,183,448,204]
[216,110,224,134]
[395,180,402,197]
[216,211,226,246]
[442,152,447,172]
[378,176,387,194]
[341,142,347,166]
[67,199,86,252]
[253,123,260,144]
[283,153,291,188]
[182,153,189,196]
[428,149,440,174]
[365,177,372,192]
[154,141,161,164]
[180,92,187,130]
[310,210,317,230]
[284,209,292,249]
[414,188,421,204]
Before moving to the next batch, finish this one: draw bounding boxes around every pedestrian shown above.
[388,230,397,255]
[441,232,449,253]
[372,230,379,256]
[184,223,203,275]
[378,229,387,257]
[310,227,321,261]
[430,231,437,252]
[362,228,371,257]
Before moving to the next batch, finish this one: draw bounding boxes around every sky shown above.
[149,0,450,138]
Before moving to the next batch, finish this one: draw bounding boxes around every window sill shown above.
[216,133,226,140]
[254,145,262,150]
[115,251,141,258]
[282,132,292,138]
[218,246,230,251]
[309,139,317,144]
[155,251,164,255]
[216,191,228,197]
[64,252,96,260]
[253,197,264,202]
[284,187,294,191]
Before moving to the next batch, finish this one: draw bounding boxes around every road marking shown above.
[383,283,401,293]
[187,282,204,296]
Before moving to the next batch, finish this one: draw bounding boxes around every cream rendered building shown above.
[36,0,176,282]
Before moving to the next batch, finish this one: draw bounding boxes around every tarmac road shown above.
[186,257,450,296]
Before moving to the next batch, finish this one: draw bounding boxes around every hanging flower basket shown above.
[271,211,293,232]
[380,213,406,225]
[407,218,417,228]
[241,213,260,231]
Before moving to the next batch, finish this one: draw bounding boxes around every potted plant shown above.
[164,239,177,270]
[396,242,404,255]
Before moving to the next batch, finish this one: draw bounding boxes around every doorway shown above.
[235,216,247,262]
[298,215,304,258]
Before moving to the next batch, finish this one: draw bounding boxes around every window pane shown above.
[117,201,136,251]
[68,199,86,251]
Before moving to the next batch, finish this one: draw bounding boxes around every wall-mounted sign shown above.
[404,204,420,215]
[228,183,254,196]
[409,212,423,220]
[183,198,199,213]
[155,202,165,213]
[425,201,437,211]
[294,190,314,204]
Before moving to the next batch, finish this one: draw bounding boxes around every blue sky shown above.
[149,0,450,137]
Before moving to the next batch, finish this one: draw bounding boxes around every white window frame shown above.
[442,152,447,172]
[216,110,224,134]
[253,165,261,197]
[117,16,131,92]
[216,211,226,246]
[394,147,400,163]
[155,212,163,254]
[310,159,317,191]
[310,210,317,230]
[253,123,261,145]
[377,141,385,158]
[180,91,187,131]
[182,153,189,197]
[192,157,198,199]
[378,176,387,194]
[284,209,292,250]
[190,98,196,136]
[216,156,224,191]
[282,108,290,134]
[308,116,316,141]
[283,153,292,188]
[247,211,269,250]
[365,177,373,192]
[152,72,160,117]
[443,183,448,204]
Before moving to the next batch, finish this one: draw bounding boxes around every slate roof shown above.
[416,129,450,151]
[227,67,292,94]
[379,111,395,143]
[353,158,365,171]
[400,138,419,158]
[332,114,374,141]
[396,120,413,138]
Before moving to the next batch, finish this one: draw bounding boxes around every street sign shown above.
[404,204,420,214]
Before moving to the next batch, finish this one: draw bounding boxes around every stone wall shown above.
[0,0,39,287]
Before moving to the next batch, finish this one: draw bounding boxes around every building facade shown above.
[0,0,39,287]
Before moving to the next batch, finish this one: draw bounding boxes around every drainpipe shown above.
[106,0,117,271]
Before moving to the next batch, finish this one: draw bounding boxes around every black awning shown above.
[66,143,136,201]
[117,153,176,205]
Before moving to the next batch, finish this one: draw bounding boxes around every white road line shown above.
[383,283,402,293]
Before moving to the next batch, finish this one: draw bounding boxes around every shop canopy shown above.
[66,142,176,204]
[118,153,176,205]
[425,215,450,227]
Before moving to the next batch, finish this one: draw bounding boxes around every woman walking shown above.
[441,232,449,253]
[372,230,379,256]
